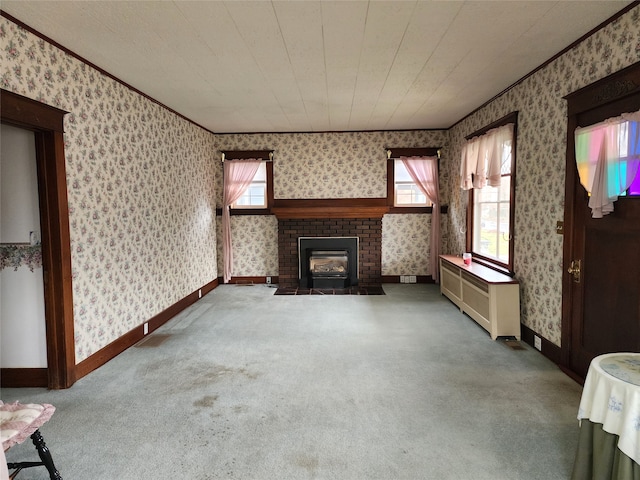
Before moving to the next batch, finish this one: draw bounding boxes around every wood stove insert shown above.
[298,237,358,289]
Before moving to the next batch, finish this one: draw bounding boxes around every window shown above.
[462,112,517,273]
[386,147,440,211]
[232,161,267,208]
[472,161,512,264]
[220,150,273,215]
[574,113,640,217]
[394,160,432,206]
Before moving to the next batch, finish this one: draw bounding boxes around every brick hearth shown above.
[277,218,382,288]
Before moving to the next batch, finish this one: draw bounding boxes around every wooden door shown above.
[567,190,640,378]
[562,63,640,380]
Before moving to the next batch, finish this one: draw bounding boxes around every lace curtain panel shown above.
[222,159,261,283]
[400,156,441,283]
[460,123,514,191]
[575,110,640,218]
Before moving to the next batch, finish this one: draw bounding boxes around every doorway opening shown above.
[1,90,76,389]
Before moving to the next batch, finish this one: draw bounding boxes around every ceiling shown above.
[1,1,632,133]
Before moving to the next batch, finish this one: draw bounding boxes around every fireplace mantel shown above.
[271,198,389,219]
[271,206,389,219]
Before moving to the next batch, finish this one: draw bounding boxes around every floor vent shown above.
[135,334,172,348]
[501,338,526,350]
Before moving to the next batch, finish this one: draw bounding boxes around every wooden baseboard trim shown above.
[1,368,48,388]
[559,365,585,386]
[521,327,583,384]
[75,278,219,381]
[380,275,434,284]
[221,276,436,285]
[520,324,562,366]
[218,276,279,285]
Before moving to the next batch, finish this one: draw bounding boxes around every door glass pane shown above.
[628,172,640,195]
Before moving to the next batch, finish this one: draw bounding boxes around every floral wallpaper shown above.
[216,215,278,278]
[214,130,448,204]
[382,214,432,276]
[215,130,447,280]
[215,212,437,280]
[444,6,640,346]
[0,18,218,362]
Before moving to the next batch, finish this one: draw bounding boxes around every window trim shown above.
[220,150,274,216]
[465,112,518,275]
[386,147,440,214]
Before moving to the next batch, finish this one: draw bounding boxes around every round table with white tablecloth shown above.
[572,353,640,480]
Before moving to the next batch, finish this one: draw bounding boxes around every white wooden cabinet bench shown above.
[439,255,521,340]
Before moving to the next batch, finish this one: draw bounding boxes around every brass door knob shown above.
[567,260,581,283]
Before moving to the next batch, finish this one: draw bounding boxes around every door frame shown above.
[1,89,76,389]
[561,62,640,379]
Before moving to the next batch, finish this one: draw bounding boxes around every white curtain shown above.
[400,156,441,283]
[222,159,261,283]
[575,110,640,218]
[460,123,514,190]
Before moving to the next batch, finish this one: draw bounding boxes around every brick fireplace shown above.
[277,217,383,288]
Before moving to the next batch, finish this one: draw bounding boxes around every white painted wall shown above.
[1,124,47,368]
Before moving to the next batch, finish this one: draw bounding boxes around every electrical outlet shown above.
[143,322,149,335]
[409,276,417,283]
[198,289,202,298]
[400,276,405,283]
[534,335,542,351]
[266,276,271,284]
[29,230,41,246]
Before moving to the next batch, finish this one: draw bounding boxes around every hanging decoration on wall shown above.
[0,244,43,272]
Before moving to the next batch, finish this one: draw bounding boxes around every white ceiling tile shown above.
[1,0,633,133]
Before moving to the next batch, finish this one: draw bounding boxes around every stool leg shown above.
[31,430,62,480]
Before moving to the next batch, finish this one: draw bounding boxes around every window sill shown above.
[470,255,514,277]
[216,208,271,216]
[387,205,448,214]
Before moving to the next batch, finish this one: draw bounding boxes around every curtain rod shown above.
[385,147,441,159]
[221,151,274,162]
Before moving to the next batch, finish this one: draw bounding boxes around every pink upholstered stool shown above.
[0,401,61,479]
